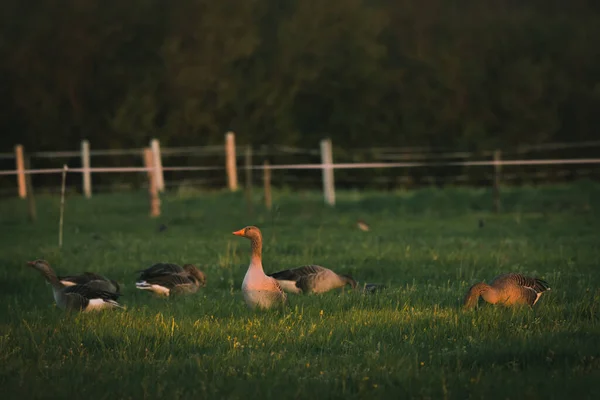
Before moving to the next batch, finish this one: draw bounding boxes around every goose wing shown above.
[141,274,194,289]
[268,265,327,281]
[137,263,184,280]
[500,273,551,293]
[63,283,121,301]
[59,272,106,285]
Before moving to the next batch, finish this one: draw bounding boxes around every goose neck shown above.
[250,237,262,265]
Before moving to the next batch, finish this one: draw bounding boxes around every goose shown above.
[58,271,121,293]
[136,262,185,280]
[463,273,551,308]
[268,265,357,294]
[135,265,204,297]
[136,263,207,288]
[26,259,124,312]
[233,226,286,310]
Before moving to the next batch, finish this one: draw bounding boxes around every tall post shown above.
[81,139,92,198]
[493,149,502,213]
[320,138,335,206]
[244,145,253,214]
[263,160,272,211]
[144,147,161,217]
[58,165,68,248]
[150,138,165,192]
[225,132,238,191]
[24,156,36,222]
[15,144,26,199]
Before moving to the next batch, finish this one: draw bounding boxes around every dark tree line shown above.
[1,0,599,155]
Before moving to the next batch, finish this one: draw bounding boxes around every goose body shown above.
[268,265,357,294]
[233,226,286,310]
[136,263,185,280]
[136,263,206,287]
[463,273,551,308]
[135,273,201,297]
[26,260,124,312]
[58,271,121,293]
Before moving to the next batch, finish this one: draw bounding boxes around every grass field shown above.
[1,182,599,399]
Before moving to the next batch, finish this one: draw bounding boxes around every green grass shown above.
[1,182,599,399]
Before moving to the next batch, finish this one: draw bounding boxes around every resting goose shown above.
[463,273,551,308]
[268,265,357,294]
[233,226,286,310]
[135,268,203,297]
[136,263,206,287]
[26,259,124,312]
[58,271,121,293]
[136,263,185,280]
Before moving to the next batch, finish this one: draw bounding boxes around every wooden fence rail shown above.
[2,134,600,214]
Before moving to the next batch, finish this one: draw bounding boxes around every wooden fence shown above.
[1,134,600,217]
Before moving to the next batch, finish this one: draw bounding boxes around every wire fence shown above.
[1,136,599,200]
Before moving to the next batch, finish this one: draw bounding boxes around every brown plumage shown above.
[26,260,124,312]
[58,272,121,294]
[136,263,206,288]
[135,263,205,296]
[268,265,357,294]
[463,273,551,308]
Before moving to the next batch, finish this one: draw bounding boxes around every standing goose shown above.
[268,265,357,294]
[26,260,124,312]
[233,226,286,310]
[58,271,121,293]
[463,273,551,308]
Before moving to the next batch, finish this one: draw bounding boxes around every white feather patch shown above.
[136,281,170,296]
[276,280,302,294]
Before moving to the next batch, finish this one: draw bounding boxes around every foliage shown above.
[1,1,599,153]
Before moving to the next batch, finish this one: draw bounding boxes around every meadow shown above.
[0,182,599,399]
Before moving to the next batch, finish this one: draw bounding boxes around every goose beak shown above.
[26,261,35,266]
[232,229,245,237]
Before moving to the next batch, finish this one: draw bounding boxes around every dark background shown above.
[1,0,599,191]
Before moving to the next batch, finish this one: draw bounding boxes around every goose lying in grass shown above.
[268,265,386,295]
[135,263,206,296]
[233,226,286,310]
[136,263,206,286]
[58,271,121,293]
[26,259,124,312]
[463,273,551,308]
[268,265,357,294]
[137,263,184,279]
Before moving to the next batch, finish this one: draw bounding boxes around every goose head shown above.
[232,226,262,241]
[183,264,206,287]
[27,259,52,273]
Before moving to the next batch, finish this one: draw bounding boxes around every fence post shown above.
[150,139,165,192]
[144,147,161,217]
[225,132,238,191]
[24,156,36,222]
[15,144,26,199]
[244,145,253,213]
[81,139,92,198]
[320,138,335,206]
[263,160,272,210]
[493,149,502,213]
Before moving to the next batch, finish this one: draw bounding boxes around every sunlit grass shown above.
[0,183,599,399]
